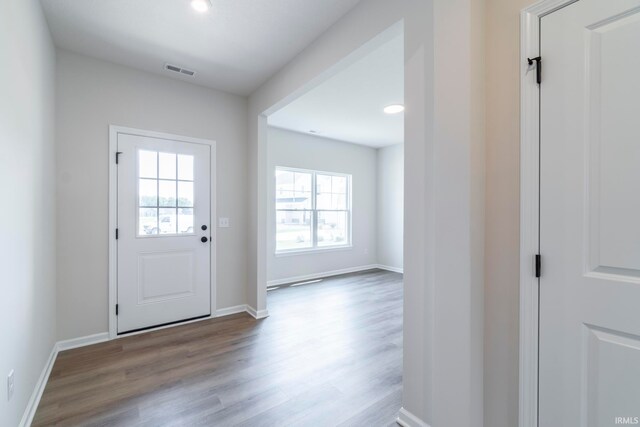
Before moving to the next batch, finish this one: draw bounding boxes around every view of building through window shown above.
[275,167,351,252]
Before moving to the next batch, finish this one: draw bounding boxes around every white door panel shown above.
[540,1,640,425]
[117,133,211,333]
[539,0,640,427]
[137,250,196,303]
[585,327,640,425]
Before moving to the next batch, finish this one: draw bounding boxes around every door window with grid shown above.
[275,167,351,253]
[138,150,195,236]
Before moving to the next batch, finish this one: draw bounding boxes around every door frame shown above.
[108,125,217,339]
[519,1,578,426]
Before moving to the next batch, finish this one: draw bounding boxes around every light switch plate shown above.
[218,217,230,228]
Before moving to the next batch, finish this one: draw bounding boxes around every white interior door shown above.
[117,132,212,334]
[540,1,640,425]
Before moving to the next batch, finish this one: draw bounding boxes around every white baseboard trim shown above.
[19,344,57,427]
[217,304,268,319]
[375,264,404,274]
[246,305,270,319]
[266,264,380,287]
[215,304,248,317]
[57,332,110,352]
[397,407,430,427]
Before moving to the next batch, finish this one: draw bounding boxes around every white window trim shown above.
[274,166,352,255]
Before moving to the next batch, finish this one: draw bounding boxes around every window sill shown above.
[275,245,353,257]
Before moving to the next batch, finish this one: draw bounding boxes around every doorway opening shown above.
[265,29,404,289]
[255,23,405,423]
[262,23,404,301]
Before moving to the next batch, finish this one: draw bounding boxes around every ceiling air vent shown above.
[164,63,196,77]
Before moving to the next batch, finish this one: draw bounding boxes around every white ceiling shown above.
[268,32,404,148]
[40,0,362,96]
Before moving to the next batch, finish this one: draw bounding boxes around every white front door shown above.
[540,1,640,425]
[116,132,212,334]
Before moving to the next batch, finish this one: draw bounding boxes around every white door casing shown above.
[109,126,216,336]
[535,1,640,426]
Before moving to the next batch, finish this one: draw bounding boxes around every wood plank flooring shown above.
[33,269,403,426]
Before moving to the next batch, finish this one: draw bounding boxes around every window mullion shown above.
[156,152,160,232]
[348,176,352,245]
[312,172,318,248]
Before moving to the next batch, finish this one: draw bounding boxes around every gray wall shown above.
[0,0,57,425]
[266,127,378,282]
[377,144,404,270]
[55,50,249,340]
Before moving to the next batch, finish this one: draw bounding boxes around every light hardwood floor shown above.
[33,269,403,426]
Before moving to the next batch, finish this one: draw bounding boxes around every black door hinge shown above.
[535,254,542,278]
[115,304,119,316]
[115,151,123,164]
[528,57,542,85]
[115,228,119,240]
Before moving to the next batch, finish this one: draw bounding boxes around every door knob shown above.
[201,225,207,231]
[201,236,208,243]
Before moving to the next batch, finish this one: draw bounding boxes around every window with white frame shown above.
[275,167,351,253]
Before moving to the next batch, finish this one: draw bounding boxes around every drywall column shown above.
[377,144,404,271]
[431,0,485,425]
[403,3,435,422]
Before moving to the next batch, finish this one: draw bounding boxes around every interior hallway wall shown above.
[55,50,249,341]
[0,1,57,425]
[377,143,404,271]
[484,0,536,426]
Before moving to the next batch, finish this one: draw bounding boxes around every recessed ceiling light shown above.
[191,0,211,13]
[384,104,405,114]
